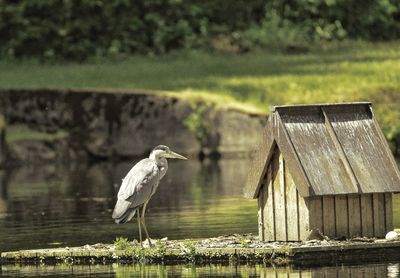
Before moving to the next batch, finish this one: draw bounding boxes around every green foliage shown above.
[154,241,167,257]
[264,0,400,41]
[182,240,197,261]
[183,104,210,145]
[0,0,208,60]
[0,0,399,60]
[242,10,310,51]
[114,237,130,251]
[240,239,249,248]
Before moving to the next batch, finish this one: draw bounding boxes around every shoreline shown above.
[2,234,400,266]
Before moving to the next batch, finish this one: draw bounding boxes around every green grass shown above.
[0,41,398,106]
[5,125,68,143]
[1,40,399,135]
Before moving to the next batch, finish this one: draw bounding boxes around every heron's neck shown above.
[149,152,168,167]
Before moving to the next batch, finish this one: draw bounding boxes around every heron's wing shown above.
[112,159,158,219]
[112,199,133,220]
[118,159,158,200]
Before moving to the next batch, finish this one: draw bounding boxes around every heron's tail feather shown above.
[114,209,136,224]
[112,199,136,224]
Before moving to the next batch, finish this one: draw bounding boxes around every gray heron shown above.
[112,145,187,246]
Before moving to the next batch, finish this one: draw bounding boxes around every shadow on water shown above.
[0,158,257,252]
[1,262,399,277]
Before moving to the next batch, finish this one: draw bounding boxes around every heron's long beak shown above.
[164,151,188,160]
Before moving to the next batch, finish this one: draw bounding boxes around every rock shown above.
[306,229,328,241]
[0,89,267,163]
[213,109,267,156]
[7,139,86,164]
[386,231,398,241]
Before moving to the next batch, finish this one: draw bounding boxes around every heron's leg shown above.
[140,202,152,247]
[136,208,143,247]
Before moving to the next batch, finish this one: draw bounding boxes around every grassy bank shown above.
[1,40,399,141]
[0,41,398,104]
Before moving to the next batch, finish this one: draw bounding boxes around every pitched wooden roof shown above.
[244,102,400,198]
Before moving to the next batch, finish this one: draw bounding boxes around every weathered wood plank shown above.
[308,197,323,235]
[264,164,275,241]
[274,113,312,197]
[274,152,287,241]
[360,194,374,237]
[322,108,360,194]
[258,182,266,241]
[373,193,385,237]
[285,165,299,241]
[244,118,275,199]
[385,193,393,233]
[322,196,336,237]
[327,105,400,194]
[335,195,349,238]
[298,192,310,240]
[279,108,354,196]
[347,195,361,237]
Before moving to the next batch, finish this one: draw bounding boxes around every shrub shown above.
[0,0,399,60]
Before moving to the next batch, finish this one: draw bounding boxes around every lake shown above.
[1,262,400,277]
[0,158,258,251]
[0,158,399,277]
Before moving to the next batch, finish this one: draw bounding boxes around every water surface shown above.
[0,157,399,252]
[0,159,257,251]
[1,262,400,277]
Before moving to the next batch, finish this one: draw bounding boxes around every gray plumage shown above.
[111,145,186,244]
[112,157,167,224]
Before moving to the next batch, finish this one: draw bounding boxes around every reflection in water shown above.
[0,159,257,251]
[388,263,399,278]
[1,160,400,277]
[1,262,399,277]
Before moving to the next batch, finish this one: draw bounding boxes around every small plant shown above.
[183,104,210,145]
[155,241,167,257]
[279,244,291,255]
[182,241,197,261]
[114,237,130,251]
[237,234,250,248]
[240,239,249,248]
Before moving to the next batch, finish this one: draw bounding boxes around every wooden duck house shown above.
[245,103,400,241]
